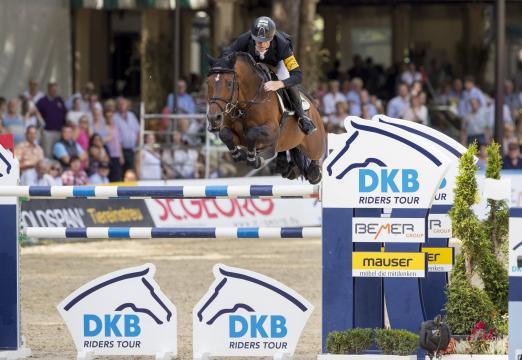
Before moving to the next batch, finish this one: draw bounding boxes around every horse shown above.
[205,52,325,185]
[193,264,313,358]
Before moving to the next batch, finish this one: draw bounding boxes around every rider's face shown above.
[255,40,271,53]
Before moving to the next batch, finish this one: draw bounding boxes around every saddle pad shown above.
[276,92,311,114]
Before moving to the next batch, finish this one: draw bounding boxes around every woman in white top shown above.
[66,97,86,126]
[403,94,429,125]
[139,133,162,180]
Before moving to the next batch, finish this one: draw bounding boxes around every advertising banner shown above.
[352,217,425,243]
[57,264,177,358]
[352,252,426,278]
[422,247,454,272]
[193,264,313,358]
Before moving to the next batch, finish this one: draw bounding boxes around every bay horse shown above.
[206,52,325,184]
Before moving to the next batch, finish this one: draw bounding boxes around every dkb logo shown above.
[358,169,419,193]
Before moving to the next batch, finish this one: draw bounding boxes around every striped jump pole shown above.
[0,184,320,199]
[24,227,322,239]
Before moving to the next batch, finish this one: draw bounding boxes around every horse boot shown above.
[287,86,316,135]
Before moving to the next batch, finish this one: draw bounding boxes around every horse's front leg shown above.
[219,127,246,162]
[245,125,277,169]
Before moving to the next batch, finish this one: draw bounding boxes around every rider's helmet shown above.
[251,16,276,43]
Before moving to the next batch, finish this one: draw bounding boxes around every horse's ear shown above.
[206,54,217,67]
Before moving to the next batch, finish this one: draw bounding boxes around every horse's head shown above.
[206,53,238,132]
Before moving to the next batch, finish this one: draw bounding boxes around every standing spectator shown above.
[462,98,490,146]
[36,81,66,157]
[411,80,423,97]
[502,142,522,169]
[89,162,110,184]
[504,79,520,117]
[403,95,429,125]
[88,133,110,174]
[22,79,44,104]
[114,97,140,174]
[61,155,88,185]
[359,90,377,118]
[139,133,162,180]
[322,80,346,116]
[76,116,91,156]
[163,131,199,179]
[52,122,87,169]
[346,78,363,115]
[458,76,487,118]
[47,161,63,185]
[400,63,421,86]
[502,123,518,156]
[3,99,25,144]
[20,98,43,129]
[66,82,95,111]
[327,101,349,133]
[90,107,108,140]
[20,159,54,186]
[66,97,86,125]
[14,125,44,174]
[104,109,124,182]
[166,80,196,114]
[387,82,410,118]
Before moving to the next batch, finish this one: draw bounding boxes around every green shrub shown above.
[374,328,419,356]
[326,328,373,354]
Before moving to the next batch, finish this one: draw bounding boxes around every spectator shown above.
[503,123,518,156]
[89,161,110,184]
[347,54,365,80]
[104,99,116,113]
[20,159,54,186]
[61,155,88,185]
[370,95,384,114]
[88,133,110,174]
[163,131,199,179]
[476,142,488,171]
[114,97,140,174]
[387,82,410,118]
[20,97,43,129]
[411,80,423,97]
[504,79,520,116]
[322,80,346,115]
[66,82,95,111]
[403,95,429,125]
[90,107,108,140]
[360,90,377,118]
[167,79,196,114]
[178,117,203,146]
[52,122,87,169]
[361,103,371,120]
[3,98,25,144]
[346,77,363,114]
[36,81,67,157]
[400,63,421,86]
[104,109,124,182]
[462,98,490,146]
[449,78,463,106]
[487,99,513,128]
[123,169,138,182]
[22,79,44,104]
[47,161,63,185]
[139,133,162,180]
[340,79,351,98]
[14,125,44,174]
[66,97,85,125]
[76,115,90,152]
[327,101,349,133]
[0,97,6,121]
[502,142,522,169]
[458,76,487,117]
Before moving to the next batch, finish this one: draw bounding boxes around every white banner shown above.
[352,217,425,243]
[142,177,321,227]
[427,213,452,238]
[510,217,522,277]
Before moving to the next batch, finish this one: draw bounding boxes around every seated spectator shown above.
[322,80,346,115]
[66,82,94,111]
[166,79,196,114]
[61,155,88,185]
[123,169,138,182]
[400,63,421,86]
[359,90,377,118]
[139,133,162,180]
[66,97,85,125]
[22,79,44,104]
[503,123,518,156]
[89,162,110,184]
[387,82,410,118]
[476,142,489,171]
[14,125,44,174]
[88,133,110,174]
[340,79,351,99]
[162,131,199,179]
[104,99,116,113]
[20,159,55,186]
[47,161,63,185]
[327,101,348,133]
[403,95,429,125]
[458,76,487,118]
[502,142,522,169]
[462,98,490,146]
[76,116,90,151]
[411,80,423,97]
[52,122,87,169]
[3,98,25,144]
[346,77,363,109]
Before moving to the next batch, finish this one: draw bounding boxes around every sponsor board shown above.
[352,217,425,243]
[352,252,426,278]
[20,199,154,228]
[193,264,313,358]
[509,216,522,276]
[57,264,177,358]
[427,213,452,238]
[143,177,321,227]
[323,116,450,209]
[421,247,454,272]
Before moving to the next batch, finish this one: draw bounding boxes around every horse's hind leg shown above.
[219,127,245,162]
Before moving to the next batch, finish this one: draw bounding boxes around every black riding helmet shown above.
[251,16,276,42]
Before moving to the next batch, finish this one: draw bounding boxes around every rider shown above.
[224,16,317,135]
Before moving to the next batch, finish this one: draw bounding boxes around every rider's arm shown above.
[281,53,303,88]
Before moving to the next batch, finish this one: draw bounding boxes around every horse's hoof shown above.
[231,149,247,162]
[275,159,288,174]
[283,162,300,180]
[246,157,261,168]
[306,164,322,184]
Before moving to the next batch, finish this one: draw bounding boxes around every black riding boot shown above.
[287,86,316,135]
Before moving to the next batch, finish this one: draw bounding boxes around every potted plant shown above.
[319,328,418,359]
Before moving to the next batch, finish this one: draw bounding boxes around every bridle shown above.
[207,65,271,120]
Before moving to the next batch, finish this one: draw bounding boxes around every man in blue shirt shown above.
[503,142,522,170]
[166,80,196,114]
[458,76,487,118]
[387,82,410,118]
[52,123,87,169]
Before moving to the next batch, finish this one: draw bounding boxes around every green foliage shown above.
[446,268,496,334]
[479,252,508,314]
[374,329,419,356]
[325,328,373,354]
